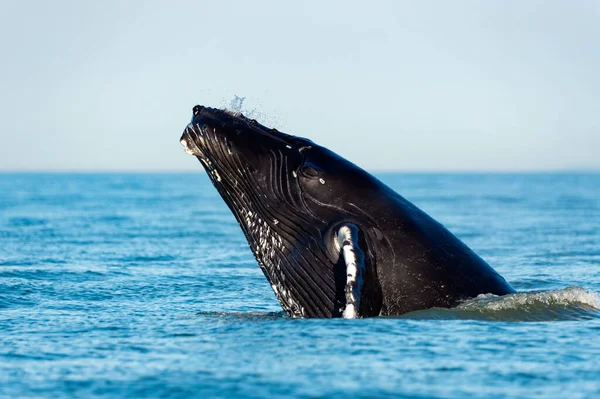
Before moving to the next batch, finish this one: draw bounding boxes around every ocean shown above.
[1,172,599,398]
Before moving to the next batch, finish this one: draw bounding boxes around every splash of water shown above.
[401,286,600,322]
[223,95,282,129]
[229,95,246,113]
[460,286,600,311]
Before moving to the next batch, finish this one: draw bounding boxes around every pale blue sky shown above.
[1,1,598,171]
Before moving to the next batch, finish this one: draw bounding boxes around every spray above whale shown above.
[180,105,515,318]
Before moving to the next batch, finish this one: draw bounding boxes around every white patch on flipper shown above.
[335,224,365,319]
[344,304,356,318]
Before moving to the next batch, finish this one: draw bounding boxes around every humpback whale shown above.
[180,105,515,318]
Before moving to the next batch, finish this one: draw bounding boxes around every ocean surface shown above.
[1,172,599,399]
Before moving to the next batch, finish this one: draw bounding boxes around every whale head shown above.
[180,105,384,318]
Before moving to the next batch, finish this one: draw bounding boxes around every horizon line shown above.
[1,168,599,174]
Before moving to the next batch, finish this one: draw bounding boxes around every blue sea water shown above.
[1,172,599,399]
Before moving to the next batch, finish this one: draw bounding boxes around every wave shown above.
[401,286,600,321]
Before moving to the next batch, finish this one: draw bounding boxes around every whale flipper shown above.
[334,224,365,319]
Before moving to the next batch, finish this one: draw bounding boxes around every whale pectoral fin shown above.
[335,224,365,319]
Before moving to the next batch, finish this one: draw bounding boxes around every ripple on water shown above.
[195,311,286,322]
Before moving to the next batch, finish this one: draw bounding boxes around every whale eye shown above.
[300,165,320,178]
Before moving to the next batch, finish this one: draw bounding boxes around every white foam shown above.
[459,286,600,311]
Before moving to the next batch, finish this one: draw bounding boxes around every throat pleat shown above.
[202,136,338,317]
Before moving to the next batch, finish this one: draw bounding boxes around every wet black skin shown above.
[180,105,516,318]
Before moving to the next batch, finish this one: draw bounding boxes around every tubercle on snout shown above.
[191,105,288,140]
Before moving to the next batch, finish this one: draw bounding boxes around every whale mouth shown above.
[180,124,203,156]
